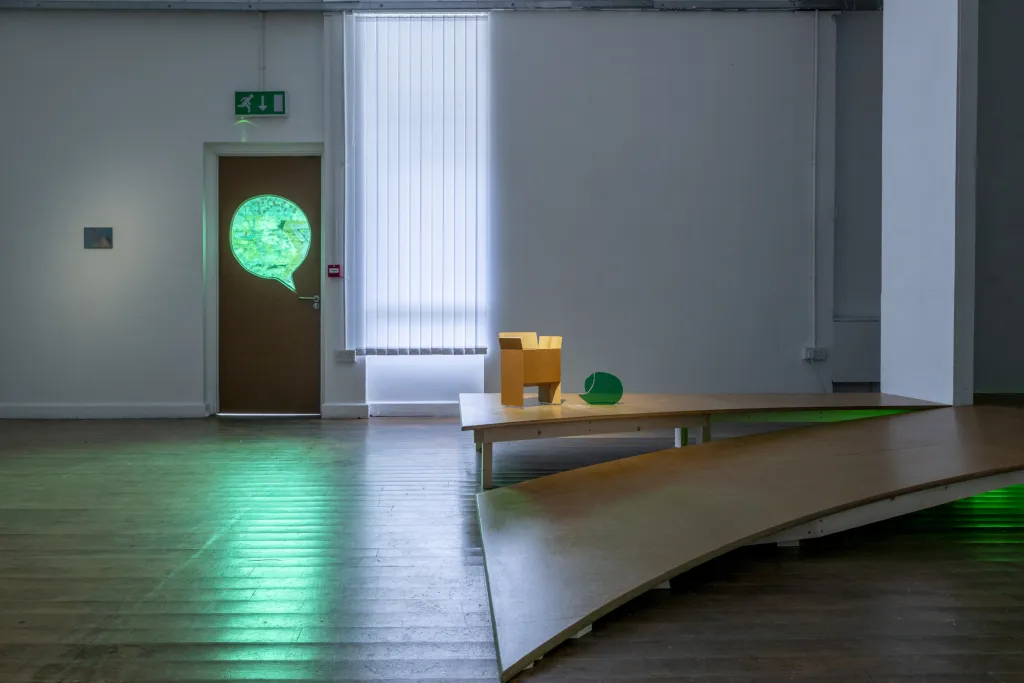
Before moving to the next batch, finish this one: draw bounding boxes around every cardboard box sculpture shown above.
[499,332,563,407]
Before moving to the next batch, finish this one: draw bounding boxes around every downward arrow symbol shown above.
[258,96,267,111]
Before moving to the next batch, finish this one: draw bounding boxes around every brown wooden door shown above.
[218,156,321,415]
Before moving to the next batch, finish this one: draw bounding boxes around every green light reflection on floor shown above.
[210,444,341,658]
[951,485,1024,528]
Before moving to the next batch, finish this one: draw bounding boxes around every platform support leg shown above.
[674,427,689,448]
[571,624,593,639]
[699,416,712,444]
[480,442,493,490]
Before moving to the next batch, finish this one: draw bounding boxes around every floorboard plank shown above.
[2,415,1023,682]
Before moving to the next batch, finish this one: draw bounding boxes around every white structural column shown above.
[881,0,978,405]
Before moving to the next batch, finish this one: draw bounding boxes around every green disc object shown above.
[579,372,624,405]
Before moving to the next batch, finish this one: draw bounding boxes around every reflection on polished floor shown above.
[0,418,498,682]
[1,418,1022,682]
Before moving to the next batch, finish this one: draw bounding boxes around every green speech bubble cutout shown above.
[229,194,311,292]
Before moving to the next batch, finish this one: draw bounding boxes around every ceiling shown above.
[0,0,881,12]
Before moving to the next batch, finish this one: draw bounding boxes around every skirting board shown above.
[975,393,1024,406]
[369,401,460,418]
[0,403,208,419]
[321,402,370,419]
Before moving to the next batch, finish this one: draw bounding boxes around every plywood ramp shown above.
[477,406,1024,681]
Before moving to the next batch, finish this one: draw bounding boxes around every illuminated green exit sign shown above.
[234,91,287,117]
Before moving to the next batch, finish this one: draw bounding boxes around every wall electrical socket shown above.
[803,347,829,362]
[334,349,356,363]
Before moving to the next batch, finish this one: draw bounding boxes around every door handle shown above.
[299,294,321,310]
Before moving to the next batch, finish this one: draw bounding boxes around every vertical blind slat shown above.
[347,13,488,355]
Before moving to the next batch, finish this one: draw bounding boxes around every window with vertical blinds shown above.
[345,12,489,356]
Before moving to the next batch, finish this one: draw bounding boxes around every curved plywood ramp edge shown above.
[476,406,1024,682]
[753,468,1024,546]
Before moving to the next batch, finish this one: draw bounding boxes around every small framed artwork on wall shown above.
[84,227,113,249]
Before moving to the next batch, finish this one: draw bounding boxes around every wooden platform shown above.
[459,392,938,431]
[460,392,939,488]
[476,406,1024,681]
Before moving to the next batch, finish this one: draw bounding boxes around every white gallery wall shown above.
[0,11,368,417]
[974,0,1024,394]
[880,0,976,405]
[487,10,836,394]
[831,11,882,384]
[0,8,906,417]
[830,2,1024,398]
[833,11,883,325]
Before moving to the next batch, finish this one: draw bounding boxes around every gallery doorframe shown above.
[202,142,327,416]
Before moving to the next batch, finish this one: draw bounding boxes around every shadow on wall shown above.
[974,0,1024,394]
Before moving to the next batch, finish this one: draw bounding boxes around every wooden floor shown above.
[0,418,495,683]
[1,416,1023,682]
[478,406,1024,681]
